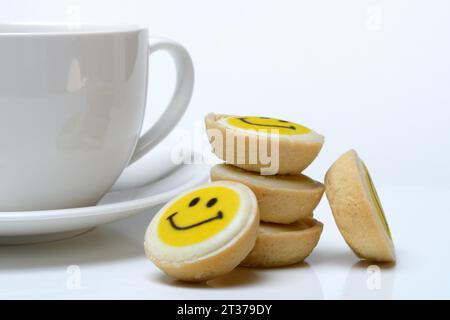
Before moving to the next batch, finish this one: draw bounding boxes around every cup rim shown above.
[0,23,147,37]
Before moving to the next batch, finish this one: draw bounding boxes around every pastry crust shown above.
[241,218,323,268]
[144,181,260,282]
[211,164,324,224]
[324,150,395,262]
[205,113,324,175]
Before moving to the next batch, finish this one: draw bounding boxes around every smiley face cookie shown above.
[325,150,395,262]
[241,218,323,268]
[211,164,324,224]
[144,181,259,282]
[205,113,324,175]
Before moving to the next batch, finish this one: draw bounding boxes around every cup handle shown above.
[128,38,194,165]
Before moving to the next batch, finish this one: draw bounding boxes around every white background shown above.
[1,0,450,300]
[1,0,449,187]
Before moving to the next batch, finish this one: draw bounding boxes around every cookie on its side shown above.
[325,150,395,262]
[241,218,323,268]
[211,164,324,224]
[205,113,324,175]
[144,181,259,282]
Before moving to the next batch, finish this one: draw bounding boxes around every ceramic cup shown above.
[0,24,194,211]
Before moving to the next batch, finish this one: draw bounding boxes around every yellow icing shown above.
[158,186,240,246]
[363,163,392,239]
[225,116,311,136]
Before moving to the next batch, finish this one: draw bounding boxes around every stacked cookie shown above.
[207,113,325,268]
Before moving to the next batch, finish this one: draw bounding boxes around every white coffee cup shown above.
[0,24,194,211]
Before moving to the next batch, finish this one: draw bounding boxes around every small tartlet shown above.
[325,150,395,262]
[211,163,324,224]
[205,113,324,175]
[145,181,259,282]
[241,218,323,268]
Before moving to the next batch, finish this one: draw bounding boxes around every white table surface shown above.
[1,184,448,300]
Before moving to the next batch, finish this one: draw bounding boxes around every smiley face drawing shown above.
[144,181,259,281]
[225,116,312,136]
[157,185,241,246]
[362,162,392,240]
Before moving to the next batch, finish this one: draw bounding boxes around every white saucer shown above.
[0,154,209,245]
